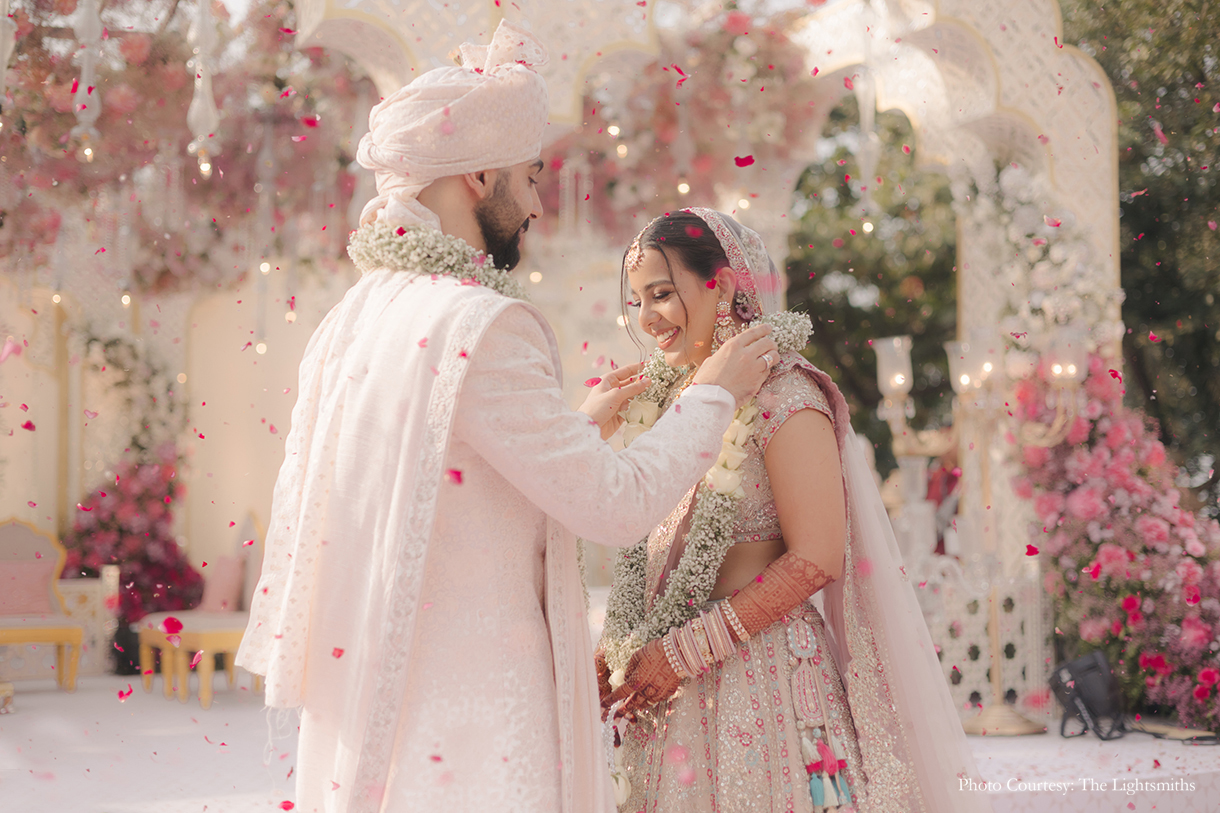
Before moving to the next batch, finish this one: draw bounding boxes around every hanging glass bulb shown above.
[187,0,221,175]
[70,0,104,148]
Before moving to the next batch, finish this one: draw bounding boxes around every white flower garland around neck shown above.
[601,310,812,678]
[347,221,527,300]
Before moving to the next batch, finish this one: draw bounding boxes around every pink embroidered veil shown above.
[682,207,993,812]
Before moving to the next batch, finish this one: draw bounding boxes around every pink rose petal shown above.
[332,647,344,659]
[734,155,755,167]
[1043,215,1061,227]
[162,617,184,634]
[584,377,602,387]
[445,469,463,485]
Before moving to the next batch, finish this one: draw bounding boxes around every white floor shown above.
[3,672,1219,813]
[1,674,298,813]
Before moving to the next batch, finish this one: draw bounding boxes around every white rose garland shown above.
[601,310,812,676]
[348,222,527,300]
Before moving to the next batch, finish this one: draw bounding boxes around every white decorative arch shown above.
[293,0,658,124]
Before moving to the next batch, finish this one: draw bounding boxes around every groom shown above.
[236,21,778,813]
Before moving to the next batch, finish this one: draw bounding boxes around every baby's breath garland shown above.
[348,222,527,300]
[601,311,812,677]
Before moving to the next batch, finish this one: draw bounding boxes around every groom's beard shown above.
[475,181,530,271]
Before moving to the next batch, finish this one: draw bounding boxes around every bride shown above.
[596,208,991,812]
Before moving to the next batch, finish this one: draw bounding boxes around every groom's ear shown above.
[463,169,495,200]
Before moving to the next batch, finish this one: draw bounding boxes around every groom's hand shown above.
[601,637,683,720]
[692,324,778,408]
[577,361,650,440]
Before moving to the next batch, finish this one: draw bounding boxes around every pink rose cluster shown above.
[1017,353,1220,731]
[61,445,203,623]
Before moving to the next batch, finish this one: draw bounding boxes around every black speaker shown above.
[1049,650,1126,740]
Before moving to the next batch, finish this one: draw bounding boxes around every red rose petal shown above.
[162,617,184,634]
[21,420,35,431]
[445,469,463,485]
[1025,545,1039,556]
[734,155,755,167]
[332,648,344,658]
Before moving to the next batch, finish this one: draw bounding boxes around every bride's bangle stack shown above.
[662,602,750,680]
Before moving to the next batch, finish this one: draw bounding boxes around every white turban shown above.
[356,21,550,230]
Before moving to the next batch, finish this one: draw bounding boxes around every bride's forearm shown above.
[727,551,837,640]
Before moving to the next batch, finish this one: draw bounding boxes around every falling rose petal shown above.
[77,503,92,512]
[280,803,295,811]
[167,634,181,647]
[71,78,79,94]
[445,469,463,485]
[190,650,205,669]
[734,155,755,167]
[1148,332,1160,343]
[418,338,428,348]
[279,27,296,34]
[27,501,37,508]
[1208,221,1218,231]
[84,409,98,419]
[118,683,133,701]
[21,420,35,431]
[243,539,254,547]
[1152,124,1168,145]
[1037,134,1050,145]
[332,647,344,659]
[269,424,278,434]
[1043,215,1061,227]
[162,617,184,634]
[331,782,341,791]
[1130,188,1147,197]
[843,76,854,90]
[280,87,296,99]
[1025,545,1039,556]
[705,280,716,289]
[0,336,22,363]
[594,355,606,366]
[292,135,308,142]
[810,67,819,76]
[584,377,602,387]
[1109,369,1123,383]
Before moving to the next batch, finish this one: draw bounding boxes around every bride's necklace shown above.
[347,221,527,300]
[601,310,812,678]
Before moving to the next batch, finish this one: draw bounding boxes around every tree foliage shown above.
[1061,0,1219,513]
[786,100,958,474]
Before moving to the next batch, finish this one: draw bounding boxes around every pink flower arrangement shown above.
[1021,353,1220,731]
[62,444,202,625]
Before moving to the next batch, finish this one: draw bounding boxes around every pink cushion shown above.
[0,561,56,615]
[198,555,245,612]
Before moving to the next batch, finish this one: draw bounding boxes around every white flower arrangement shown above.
[601,310,812,675]
[347,222,527,301]
[958,164,1125,359]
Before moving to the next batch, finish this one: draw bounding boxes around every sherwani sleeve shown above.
[452,303,735,547]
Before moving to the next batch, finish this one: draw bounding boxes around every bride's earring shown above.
[712,299,738,351]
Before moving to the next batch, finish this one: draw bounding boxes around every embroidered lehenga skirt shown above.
[619,599,865,812]
[616,361,868,812]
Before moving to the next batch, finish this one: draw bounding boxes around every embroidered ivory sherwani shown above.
[236,267,736,813]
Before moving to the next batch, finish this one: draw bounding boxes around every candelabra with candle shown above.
[873,336,954,569]
[945,329,1045,736]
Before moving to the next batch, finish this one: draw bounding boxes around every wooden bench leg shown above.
[162,648,175,700]
[176,648,190,703]
[198,651,215,710]
[55,644,65,687]
[223,652,236,688]
[66,642,79,691]
[140,643,154,692]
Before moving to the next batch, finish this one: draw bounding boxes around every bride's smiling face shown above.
[627,248,725,368]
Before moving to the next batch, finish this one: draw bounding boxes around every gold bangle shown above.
[722,601,750,642]
[691,619,715,668]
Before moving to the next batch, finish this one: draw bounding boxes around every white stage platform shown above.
[2,674,1216,812]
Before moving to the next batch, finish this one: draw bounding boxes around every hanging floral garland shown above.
[540,9,820,242]
[0,0,369,293]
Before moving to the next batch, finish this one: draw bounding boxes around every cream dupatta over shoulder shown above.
[237,268,737,813]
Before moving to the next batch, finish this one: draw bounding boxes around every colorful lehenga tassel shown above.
[809,771,825,807]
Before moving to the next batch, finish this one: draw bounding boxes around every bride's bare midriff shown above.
[708,538,788,600]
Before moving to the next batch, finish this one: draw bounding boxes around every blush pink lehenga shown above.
[605,208,991,813]
[618,357,865,813]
